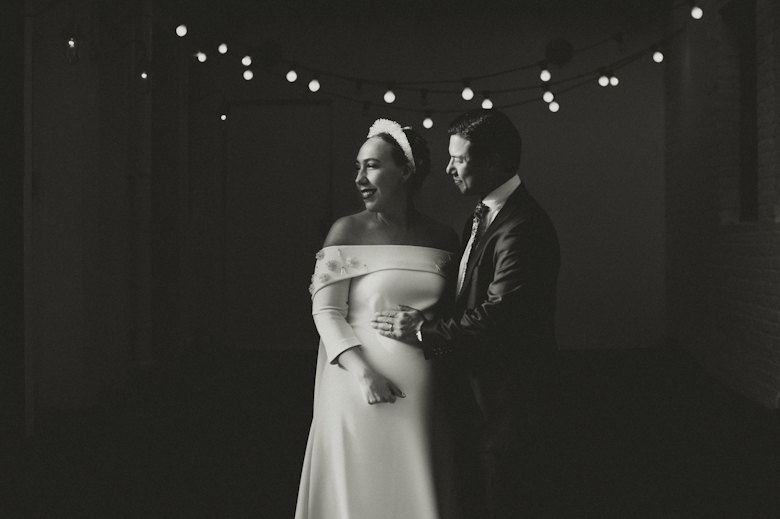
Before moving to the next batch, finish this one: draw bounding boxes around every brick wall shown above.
[665,0,780,408]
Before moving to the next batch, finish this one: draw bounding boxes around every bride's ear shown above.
[400,163,413,183]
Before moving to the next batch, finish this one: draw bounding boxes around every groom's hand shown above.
[372,305,425,345]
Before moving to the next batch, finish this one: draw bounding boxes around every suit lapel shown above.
[456,185,526,303]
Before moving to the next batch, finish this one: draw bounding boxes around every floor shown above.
[18,345,780,518]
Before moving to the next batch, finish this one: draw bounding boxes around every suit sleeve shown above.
[311,279,361,364]
[419,224,549,359]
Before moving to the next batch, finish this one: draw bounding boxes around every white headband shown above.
[367,118,416,175]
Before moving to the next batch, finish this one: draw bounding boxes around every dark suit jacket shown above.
[421,183,561,393]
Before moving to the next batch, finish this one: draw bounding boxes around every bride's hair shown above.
[374,128,431,193]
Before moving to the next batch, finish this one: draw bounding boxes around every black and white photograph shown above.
[4,0,780,517]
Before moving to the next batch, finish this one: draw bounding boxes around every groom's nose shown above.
[445,158,455,174]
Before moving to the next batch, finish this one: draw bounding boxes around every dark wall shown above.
[665,0,780,409]
[2,0,24,438]
[25,0,185,411]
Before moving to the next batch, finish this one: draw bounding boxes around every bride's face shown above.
[354,137,410,212]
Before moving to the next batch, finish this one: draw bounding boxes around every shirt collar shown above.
[481,174,521,212]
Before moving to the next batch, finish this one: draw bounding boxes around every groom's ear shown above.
[486,152,502,172]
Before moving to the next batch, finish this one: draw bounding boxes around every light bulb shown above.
[384,90,396,104]
[598,75,609,87]
[176,25,187,37]
[218,43,228,54]
[242,55,252,66]
[243,69,253,80]
[691,5,703,19]
[653,51,664,63]
[543,90,554,103]
[462,86,474,101]
[423,115,433,129]
[549,101,560,112]
[309,79,320,92]
[221,114,227,121]
[63,30,81,64]
[540,68,551,82]
[286,69,298,82]
[482,98,493,109]
[609,75,619,86]
[196,52,207,63]
[140,71,148,79]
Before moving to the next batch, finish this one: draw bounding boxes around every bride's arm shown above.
[335,348,405,405]
[312,274,404,405]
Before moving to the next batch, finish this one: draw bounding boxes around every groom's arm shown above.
[375,223,557,358]
[420,227,537,358]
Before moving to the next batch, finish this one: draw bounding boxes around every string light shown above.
[461,80,474,101]
[179,11,689,114]
[481,92,493,109]
[64,36,79,63]
[689,2,703,19]
[61,22,84,64]
[137,57,151,93]
[219,100,229,121]
[540,62,551,82]
[384,82,396,104]
[423,111,433,129]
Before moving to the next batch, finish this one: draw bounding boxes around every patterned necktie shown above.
[457,202,489,295]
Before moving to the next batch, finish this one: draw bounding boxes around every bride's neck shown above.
[375,200,418,232]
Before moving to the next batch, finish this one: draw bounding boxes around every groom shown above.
[372,109,561,518]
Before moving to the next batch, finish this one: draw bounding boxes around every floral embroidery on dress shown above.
[435,257,450,271]
[318,274,330,283]
[345,256,359,268]
[325,260,339,272]
[308,283,314,295]
[315,250,325,261]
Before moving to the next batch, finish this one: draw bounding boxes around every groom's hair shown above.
[447,109,522,173]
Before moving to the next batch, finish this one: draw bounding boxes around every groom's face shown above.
[446,134,490,197]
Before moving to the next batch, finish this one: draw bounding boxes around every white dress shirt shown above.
[456,174,522,295]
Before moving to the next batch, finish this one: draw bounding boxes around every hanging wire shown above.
[267,0,690,90]
[177,0,690,117]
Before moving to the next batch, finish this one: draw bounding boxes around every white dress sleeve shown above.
[311,277,361,364]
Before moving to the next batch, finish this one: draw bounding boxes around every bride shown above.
[295,119,462,519]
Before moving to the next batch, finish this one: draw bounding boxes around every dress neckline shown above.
[320,244,452,254]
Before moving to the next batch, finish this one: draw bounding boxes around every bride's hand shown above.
[356,369,405,405]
